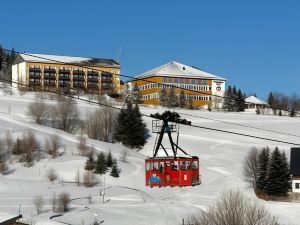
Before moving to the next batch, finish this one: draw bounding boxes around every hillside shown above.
[0,85,300,225]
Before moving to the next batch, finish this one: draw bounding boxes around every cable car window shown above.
[146,163,151,171]
[180,161,187,170]
[153,162,159,171]
[192,161,198,169]
[159,162,164,174]
[171,161,178,170]
[186,161,191,170]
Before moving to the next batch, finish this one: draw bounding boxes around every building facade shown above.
[127,61,226,109]
[291,148,300,193]
[12,53,120,94]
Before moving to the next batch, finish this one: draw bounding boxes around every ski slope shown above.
[0,87,300,225]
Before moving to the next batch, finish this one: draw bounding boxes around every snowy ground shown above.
[0,86,300,225]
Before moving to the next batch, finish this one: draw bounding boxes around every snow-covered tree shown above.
[166,87,178,108]
[110,159,120,177]
[95,152,107,174]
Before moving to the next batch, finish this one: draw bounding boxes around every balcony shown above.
[73,75,85,81]
[29,80,41,85]
[29,67,41,72]
[44,82,56,86]
[87,82,99,88]
[87,76,99,81]
[44,74,56,79]
[29,73,41,78]
[59,75,71,80]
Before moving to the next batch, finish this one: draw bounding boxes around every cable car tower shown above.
[145,111,201,187]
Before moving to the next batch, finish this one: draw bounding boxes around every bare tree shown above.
[33,195,45,215]
[78,135,89,156]
[47,168,58,182]
[120,148,129,163]
[27,100,50,125]
[20,132,39,167]
[54,96,80,134]
[83,170,97,187]
[243,147,259,188]
[75,170,80,186]
[45,135,60,158]
[57,192,71,213]
[188,190,279,225]
[50,192,57,212]
[84,106,118,142]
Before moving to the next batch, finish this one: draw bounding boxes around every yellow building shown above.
[128,61,226,109]
[12,53,120,94]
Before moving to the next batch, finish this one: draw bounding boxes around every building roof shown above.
[132,61,226,81]
[245,96,269,105]
[14,53,120,68]
[291,148,300,176]
[0,212,22,225]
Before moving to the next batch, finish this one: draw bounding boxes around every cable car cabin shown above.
[145,156,200,187]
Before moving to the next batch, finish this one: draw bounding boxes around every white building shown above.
[245,96,269,111]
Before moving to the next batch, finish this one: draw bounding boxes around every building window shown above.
[296,183,300,189]
[174,78,178,83]
[185,79,189,84]
[168,77,172,83]
[192,80,196,84]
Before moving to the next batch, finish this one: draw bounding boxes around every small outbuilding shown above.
[245,95,269,110]
[290,148,300,193]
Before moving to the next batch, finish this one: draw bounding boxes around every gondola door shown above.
[165,161,171,186]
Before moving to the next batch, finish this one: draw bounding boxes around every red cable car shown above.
[145,112,201,187]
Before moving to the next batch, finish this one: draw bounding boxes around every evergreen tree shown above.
[131,83,142,104]
[278,151,291,195]
[256,147,270,193]
[110,159,120,177]
[179,90,186,108]
[166,87,178,108]
[268,92,275,107]
[236,89,246,111]
[95,152,107,174]
[160,87,168,107]
[290,108,295,117]
[106,150,113,168]
[279,110,282,116]
[223,85,235,111]
[128,103,147,149]
[266,147,285,196]
[186,96,193,109]
[116,101,147,150]
[85,152,95,171]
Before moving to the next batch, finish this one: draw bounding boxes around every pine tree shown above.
[266,147,285,196]
[115,101,147,150]
[110,159,120,177]
[236,89,246,111]
[95,152,107,174]
[268,92,275,107]
[279,110,282,116]
[128,103,147,149]
[85,152,95,171]
[106,150,113,168]
[179,90,185,108]
[256,147,270,193]
[278,151,291,196]
[290,108,295,117]
[223,85,234,111]
[131,83,142,104]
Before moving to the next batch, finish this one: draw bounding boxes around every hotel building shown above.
[12,53,120,94]
[128,61,226,109]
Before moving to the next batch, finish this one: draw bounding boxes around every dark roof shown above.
[290,148,300,176]
[13,53,120,68]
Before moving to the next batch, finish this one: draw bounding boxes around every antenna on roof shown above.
[116,47,122,63]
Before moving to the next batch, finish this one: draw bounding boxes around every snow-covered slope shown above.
[0,86,300,225]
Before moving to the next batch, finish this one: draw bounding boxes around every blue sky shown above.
[1,0,299,99]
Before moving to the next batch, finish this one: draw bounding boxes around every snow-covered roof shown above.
[0,212,21,224]
[132,61,226,80]
[245,96,269,105]
[15,53,120,68]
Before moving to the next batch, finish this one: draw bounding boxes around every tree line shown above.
[268,92,300,116]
